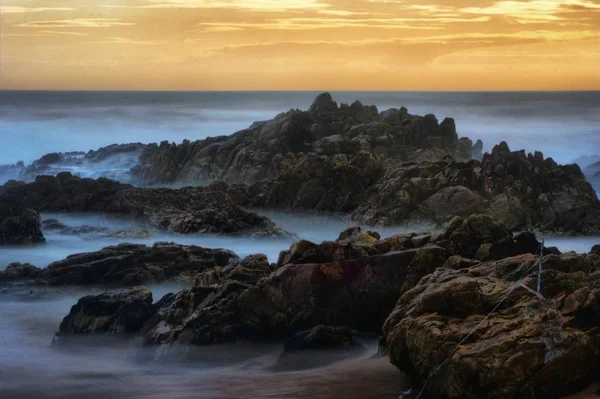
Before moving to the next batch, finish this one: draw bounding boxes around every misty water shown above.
[1,91,599,398]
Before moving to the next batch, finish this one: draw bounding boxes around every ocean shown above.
[1,91,599,166]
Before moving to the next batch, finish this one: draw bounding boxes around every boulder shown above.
[56,286,154,336]
[0,206,44,245]
[0,262,41,282]
[383,253,600,399]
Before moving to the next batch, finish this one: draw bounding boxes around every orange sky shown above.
[1,0,599,90]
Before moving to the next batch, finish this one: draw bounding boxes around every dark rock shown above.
[0,262,41,282]
[56,287,154,336]
[0,174,291,238]
[0,203,44,245]
[591,244,600,255]
[37,243,239,286]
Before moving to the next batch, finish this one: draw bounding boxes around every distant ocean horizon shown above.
[1,90,599,166]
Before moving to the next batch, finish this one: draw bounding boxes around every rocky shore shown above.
[2,93,600,399]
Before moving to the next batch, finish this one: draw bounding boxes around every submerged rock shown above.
[0,262,42,282]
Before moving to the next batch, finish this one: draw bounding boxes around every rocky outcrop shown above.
[56,286,154,336]
[132,93,472,186]
[19,143,146,183]
[52,216,560,356]
[472,139,483,161]
[350,142,600,234]
[0,196,44,245]
[36,243,239,286]
[383,251,600,399]
[0,173,291,237]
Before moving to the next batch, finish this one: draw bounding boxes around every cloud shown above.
[18,19,135,28]
[194,15,489,32]
[0,6,74,13]
[40,31,92,36]
[86,37,166,45]
[461,0,600,23]
[104,0,329,11]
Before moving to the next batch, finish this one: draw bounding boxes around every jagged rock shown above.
[591,244,600,255]
[37,243,239,286]
[56,287,154,336]
[419,186,485,222]
[383,251,600,399]
[351,142,600,234]
[132,93,469,187]
[276,227,381,267]
[447,215,512,259]
[0,173,291,237]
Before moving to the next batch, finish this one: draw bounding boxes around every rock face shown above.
[19,143,146,183]
[132,93,471,186]
[0,173,291,237]
[383,251,600,399]
[0,195,44,245]
[56,287,154,336]
[37,243,239,286]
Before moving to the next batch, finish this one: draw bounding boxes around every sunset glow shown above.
[1,0,599,90]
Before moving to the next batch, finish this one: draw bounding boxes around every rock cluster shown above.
[0,194,44,245]
[132,93,473,186]
[46,214,600,398]
[0,173,291,239]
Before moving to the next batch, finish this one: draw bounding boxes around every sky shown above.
[1,0,599,90]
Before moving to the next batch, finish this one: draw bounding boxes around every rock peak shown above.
[309,92,338,114]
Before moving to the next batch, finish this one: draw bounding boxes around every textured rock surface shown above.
[56,287,154,336]
[383,251,600,399]
[35,243,239,286]
[132,93,471,186]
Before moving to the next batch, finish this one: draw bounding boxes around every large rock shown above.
[56,286,154,336]
[0,173,291,237]
[37,243,239,286]
[132,93,469,186]
[0,203,44,245]
[383,252,600,399]
[352,142,600,234]
[0,262,41,282]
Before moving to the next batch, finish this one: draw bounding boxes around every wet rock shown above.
[56,286,154,336]
[0,262,42,282]
[37,243,239,286]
